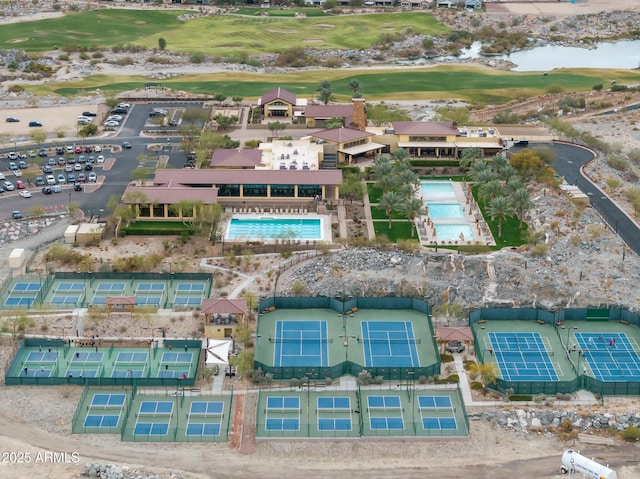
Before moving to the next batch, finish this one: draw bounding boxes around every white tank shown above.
[560,449,617,479]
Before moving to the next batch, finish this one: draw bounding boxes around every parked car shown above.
[13,170,22,177]
[82,111,97,117]
[111,107,127,114]
[77,173,86,182]
[7,152,18,160]
[96,155,105,163]
[16,180,24,189]
[105,121,120,128]
[18,160,28,169]
[67,173,76,183]
[77,117,92,125]
[38,148,48,158]
[18,190,32,198]
[35,176,45,186]
[122,142,132,149]
[118,103,130,109]
[84,163,93,171]
[57,174,66,184]
[74,146,82,154]
[88,172,97,182]
[6,116,19,122]
[74,182,83,191]
[42,166,53,174]
[78,155,86,164]
[107,115,123,122]
[445,340,466,354]
[93,145,102,153]
[65,145,74,153]
[74,163,82,171]
[47,158,56,166]
[9,162,18,170]
[42,187,53,195]
[52,185,61,193]
[28,121,43,127]
[56,146,65,155]
[3,181,15,191]
[65,165,73,173]
[28,150,36,158]
[46,175,56,185]
[12,211,23,219]
[84,146,93,153]
[57,157,66,165]
[0,172,5,180]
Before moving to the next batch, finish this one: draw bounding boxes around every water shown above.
[460,39,640,72]
[225,217,323,241]
[434,224,475,242]
[426,202,465,219]
[420,181,456,199]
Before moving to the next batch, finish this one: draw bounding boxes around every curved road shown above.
[526,142,640,256]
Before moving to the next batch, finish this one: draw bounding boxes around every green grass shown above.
[0,10,447,55]
[122,221,193,236]
[233,7,330,17]
[367,183,383,203]
[472,186,529,248]
[30,66,640,105]
[373,220,414,242]
[371,206,407,220]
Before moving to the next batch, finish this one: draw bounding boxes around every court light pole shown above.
[562,326,578,350]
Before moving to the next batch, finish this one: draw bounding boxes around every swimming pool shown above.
[420,181,456,199]
[427,202,465,219]
[225,217,325,241]
[434,224,475,241]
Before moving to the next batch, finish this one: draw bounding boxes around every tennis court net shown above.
[587,349,639,358]
[269,338,333,343]
[492,349,553,356]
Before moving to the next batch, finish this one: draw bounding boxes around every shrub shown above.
[439,353,454,363]
[508,394,533,401]
[621,425,640,442]
[470,381,484,390]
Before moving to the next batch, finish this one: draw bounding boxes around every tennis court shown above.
[74,390,128,433]
[50,282,85,306]
[361,321,420,368]
[575,332,640,381]
[6,339,201,386]
[133,401,173,436]
[487,332,559,381]
[185,401,225,437]
[264,396,301,432]
[173,282,206,306]
[317,397,353,432]
[272,320,329,367]
[4,281,42,306]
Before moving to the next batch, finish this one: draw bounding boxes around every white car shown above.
[57,174,66,184]
[74,163,82,171]
[65,145,74,153]
[0,173,4,180]
[46,175,56,185]
[18,190,32,198]
[118,103,130,109]
[105,121,120,128]
[13,170,22,177]
[88,172,97,182]
[96,155,105,163]
[108,114,123,121]
[3,180,15,191]
[93,145,102,153]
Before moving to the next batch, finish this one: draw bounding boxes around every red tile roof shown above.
[201,298,248,315]
[260,87,297,106]
[304,104,354,122]
[311,127,375,144]
[122,185,218,204]
[153,168,342,186]
[210,149,262,168]
[104,296,137,305]
[435,327,474,342]
[392,121,460,136]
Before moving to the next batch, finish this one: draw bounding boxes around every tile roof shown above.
[304,104,354,121]
[122,185,218,204]
[105,296,137,305]
[153,168,342,186]
[311,127,375,144]
[260,87,297,106]
[210,149,262,168]
[392,121,460,136]
[201,298,248,315]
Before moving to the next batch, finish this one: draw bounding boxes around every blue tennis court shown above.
[136,295,163,306]
[318,417,352,431]
[361,321,420,368]
[185,401,224,437]
[418,396,453,410]
[367,395,401,411]
[370,417,404,430]
[84,415,120,428]
[136,283,165,293]
[96,282,126,292]
[19,367,52,377]
[55,282,85,293]
[272,320,329,367]
[161,352,193,363]
[50,293,83,305]
[266,396,300,411]
[71,351,104,363]
[4,296,36,306]
[575,332,640,381]
[488,332,558,381]
[11,282,41,293]
[116,352,148,364]
[138,401,173,416]
[422,417,457,430]
[65,368,99,378]
[186,423,221,436]
[133,422,170,436]
[90,393,126,408]
[26,351,58,362]
[265,396,300,432]
[317,397,351,411]
[175,283,205,293]
[189,401,224,416]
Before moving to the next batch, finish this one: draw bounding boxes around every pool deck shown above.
[417,181,496,247]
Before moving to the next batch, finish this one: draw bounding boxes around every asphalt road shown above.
[521,142,640,256]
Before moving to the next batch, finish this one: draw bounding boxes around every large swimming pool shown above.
[434,224,475,241]
[420,181,456,199]
[225,217,324,241]
[427,202,465,219]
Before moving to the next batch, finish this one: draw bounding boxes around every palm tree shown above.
[474,169,499,185]
[498,164,518,183]
[459,147,483,170]
[399,197,425,238]
[391,148,410,163]
[378,191,402,229]
[479,179,505,203]
[505,177,525,194]
[396,169,419,193]
[318,80,333,105]
[469,159,489,179]
[371,157,392,182]
[511,187,533,229]
[376,173,397,194]
[488,195,515,238]
[397,183,415,200]
[490,153,508,171]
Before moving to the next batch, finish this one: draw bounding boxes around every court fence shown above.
[471,307,640,397]
[256,297,437,381]
[5,338,201,388]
